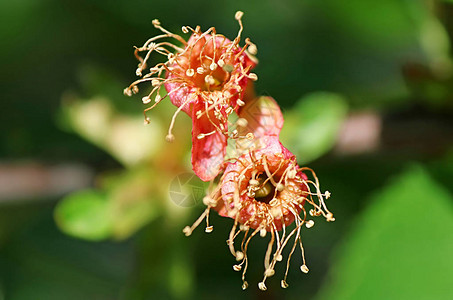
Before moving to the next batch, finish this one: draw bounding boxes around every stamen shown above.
[196,66,205,74]
[281,280,289,289]
[248,73,258,81]
[142,96,151,104]
[305,220,314,228]
[237,99,245,106]
[186,68,195,77]
[300,264,309,273]
[258,281,267,291]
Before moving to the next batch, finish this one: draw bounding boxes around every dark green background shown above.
[1,0,453,299]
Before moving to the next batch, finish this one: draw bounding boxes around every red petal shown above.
[191,101,227,181]
[238,96,284,139]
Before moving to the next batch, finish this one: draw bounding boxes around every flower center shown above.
[254,174,275,204]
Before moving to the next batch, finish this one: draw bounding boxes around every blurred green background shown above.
[1,0,453,299]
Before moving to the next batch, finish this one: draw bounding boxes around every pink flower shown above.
[125,12,257,181]
[182,95,334,290]
[216,138,307,230]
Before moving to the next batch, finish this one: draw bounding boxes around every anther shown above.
[275,254,283,261]
[325,191,331,199]
[182,226,192,236]
[326,212,335,222]
[249,179,259,186]
[248,43,258,55]
[205,226,213,233]
[300,264,309,273]
[258,282,267,291]
[281,280,289,289]
[165,134,175,143]
[242,281,248,290]
[225,107,234,115]
[248,73,258,81]
[236,118,248,127]
[276,183,285,191]
[181,26,189,33]
[287,169,297,179]
[260,228,267,238]
[227,208,238,218]
[239,224,249,231]
[142,96,151,104]
[136,68,143,76]
[264,269,275,277]
[186,68,195,77]
[246,133,254,140]
[152,19,161,27]
[270,207,282,218]
[235,11,244,21]
[151,79,160,86]
[204,75,215,85]
[197,134,205,139]
[269,198,278,206]
[235,251,244,261]
[132,86,139,94]
[196,67,205,74]
[155,94,162,103]
[237,99,245,106]
[305,220,315,228]
[202,196,211,206]
[210,62,217,71]
[217,59,225,67]
[233,265,242,271]
[123,88,132,96]
[144,117,151,125]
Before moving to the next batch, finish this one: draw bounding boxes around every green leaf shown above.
[281,92,348,163]
[316,166,453,300]
[54,190,113,241]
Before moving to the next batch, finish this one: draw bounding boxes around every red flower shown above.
[182,96,334,290]
[125,12,257,181]
[217,137,307,230]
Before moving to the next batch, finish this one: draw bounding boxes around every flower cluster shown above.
[125,12,334,291]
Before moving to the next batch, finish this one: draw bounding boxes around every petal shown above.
[237,96,284,150]
[238,96,284,139]
[191,101,227,181]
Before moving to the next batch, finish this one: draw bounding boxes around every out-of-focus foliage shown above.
[1,0,453,299]
[281,92,348,163]
[317,166,453,300]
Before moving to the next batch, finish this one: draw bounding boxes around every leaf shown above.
[54,190,113,241]
[280,92,348,163]
[316,166,453,300]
